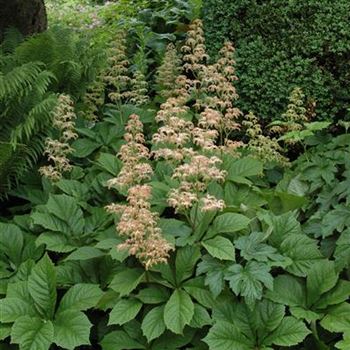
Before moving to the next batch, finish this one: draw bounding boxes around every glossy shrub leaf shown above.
[11,316,54,350]
[164,289,194,334]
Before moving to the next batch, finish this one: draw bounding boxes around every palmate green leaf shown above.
[0,223,23,266]
[320,303,350,334]
[189,303,212,328]
[204,321,255,350]
[141,305,166,342]
[11,316,54,350]
[57,283,104,313]
[27,254,56,320]
[263,317,310,347]
[254,299,285,332]
[0,298,37,323]
[108,298,142,326]
[212,213,250,234]
[197,255,227,297]
[306,260,338,306]
[100,330,145,350]
[65,246,105,261]
[109,268,145,296]
[164,289,194,334]
[266,275,306,308]
[224,262,273,308]
[36,232,76,253]
[280,234,323,277]
[53,310,91,349]
[136,286,170,304]
[202,236,235,261]
[175,245,201,283]
[314,280,350,309]
[183,277,216,308]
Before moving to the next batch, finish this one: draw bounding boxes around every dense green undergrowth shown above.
[0,1,349,350]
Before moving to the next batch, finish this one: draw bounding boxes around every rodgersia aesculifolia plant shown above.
[39,94,78,181]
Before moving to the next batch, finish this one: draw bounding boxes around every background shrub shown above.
[203,0,350,121]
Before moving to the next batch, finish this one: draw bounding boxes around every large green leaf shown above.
[141,305,166,342]
[224,262,273,308]
[57,283,103,313]
[36,232,75,253]
[65,247,105,261]
[27,254,56,320]
[314,280,350,309]
[175,245,201,283]
[0,223,23,266]
[109,268,145,296]
[263,317,310,347]
[306,260,338,306]
[136,286,170,304]
[100,330,145,350]
[0,298,37,323]
[228,157,263,180]
[202,236,235,261]
[108,298,142,326]
[164,289,194,334]
[204,321,255,350]
[53,310,91,349]
[254,300,285,332]
[212,213,250,234]
[11,316,54,350]
[320,303,350,333]
[280,234,322,277]
[189,303,212,328]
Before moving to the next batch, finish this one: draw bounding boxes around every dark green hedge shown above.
[203,0,350,121]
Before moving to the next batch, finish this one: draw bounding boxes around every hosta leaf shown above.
[109,268,145,296]
[212,213,250,234]
[263,317,310,346]
[280,234,322,277]
[100,330,145,350]
[57,283,104,313]
[27,254,56,320]
[11,316,53,350]
[204,321,254,350]
[0,298,37,322]
[108,298,142,326]
[202,236,235,261]
[65,246,105,261]
[306,260,338,306]
[320,303,350,333]
[136,286,170,304]
[53,310,91,349]
[141,305,166,342]
[164,289,194,334]
[175,245,201,283]
[224,262,273,308]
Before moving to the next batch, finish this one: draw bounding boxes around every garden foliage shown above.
[0,2,349,350]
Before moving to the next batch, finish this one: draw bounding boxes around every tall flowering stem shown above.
[106,114,173,269]
[39,94,78,181]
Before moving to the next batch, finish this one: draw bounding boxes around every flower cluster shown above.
[106,114,173,269]
[129,69,149,106]
[39,94,78,181]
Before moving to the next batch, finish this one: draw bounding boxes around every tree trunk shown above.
[0,0,47,40]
